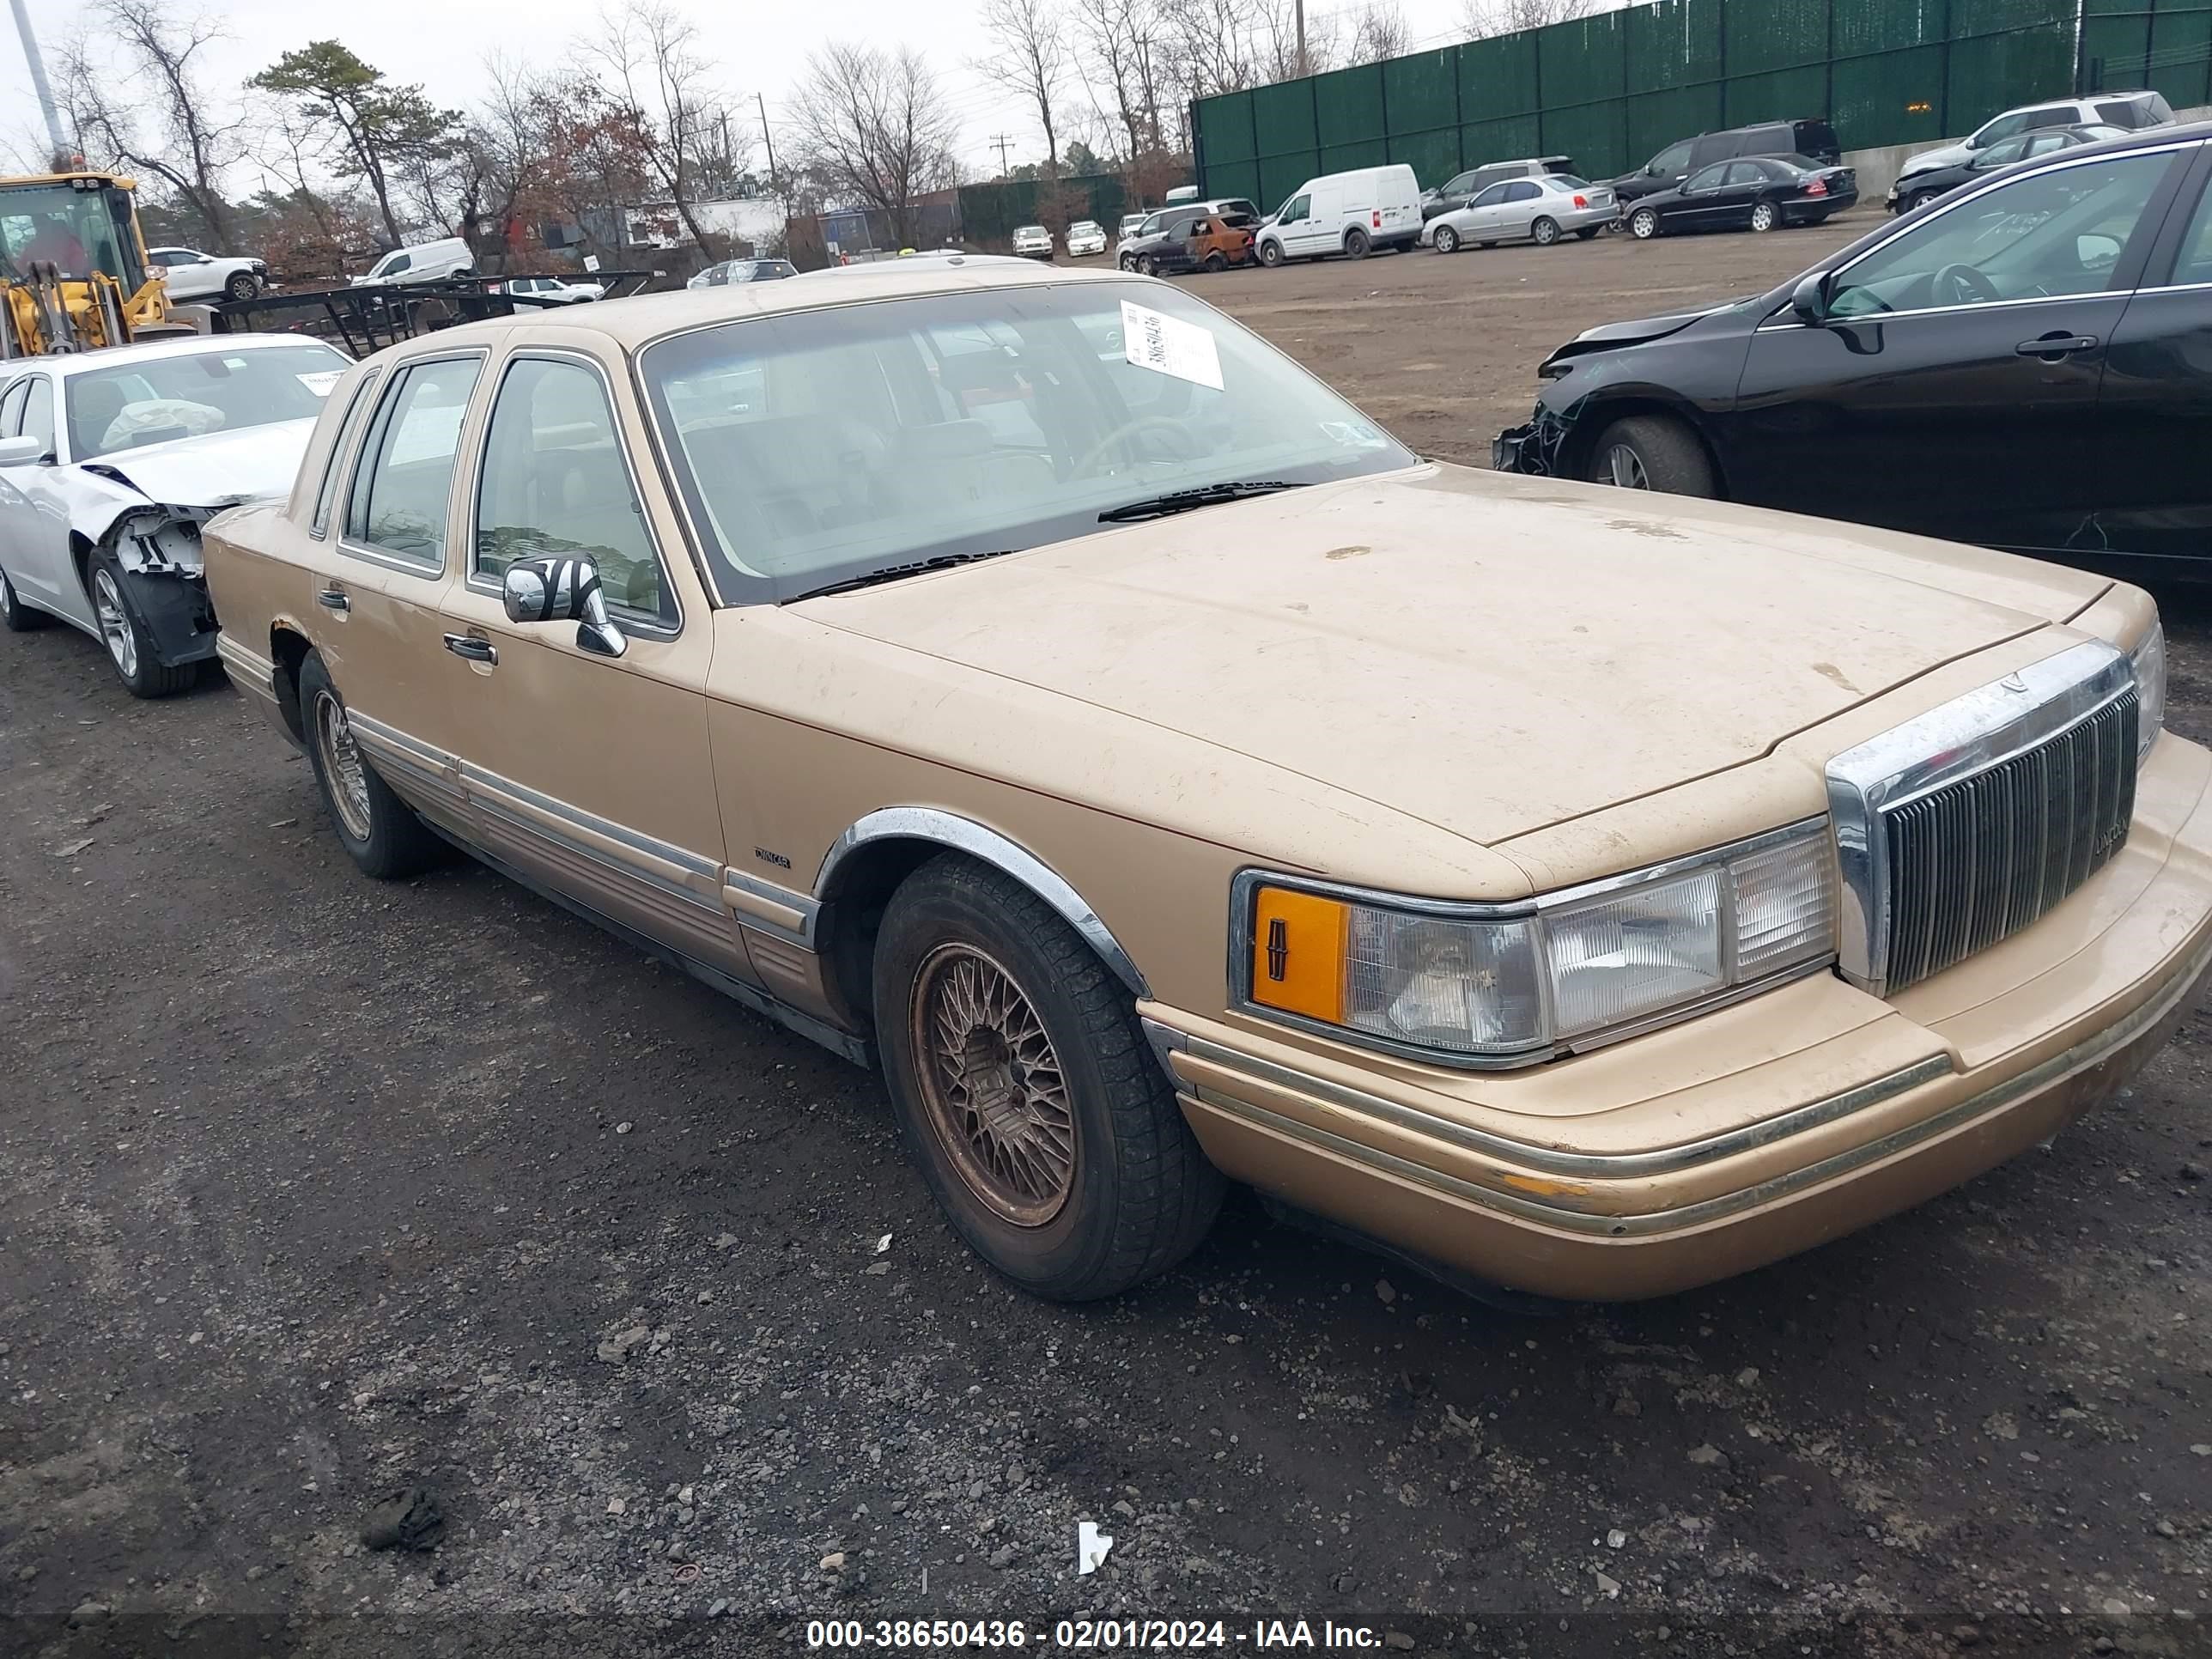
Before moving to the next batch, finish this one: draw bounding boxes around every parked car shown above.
[0,333,349,696]
[1254,165,1422,264]
[1890,89,2174,198]
[1420,156,1574,221]
[1610,118,1842,205]
[1117,212,1146,243]
[203,261,2202,1314]
[1012,225,1055,260]
[1066,220,1109,257]
[1626,155,1856,238]
[1496,121,2212,577]
[1885,123,2128,214]
[351,237,477,287]
[503,275,605,304]
[688,258,798,289]
[146,245,270,302]
[1422,174,1616,251]
[1118,210,1255,273]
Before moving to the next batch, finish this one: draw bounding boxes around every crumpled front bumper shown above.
[1492,411,1561,475]
[1144,732,2212,1301]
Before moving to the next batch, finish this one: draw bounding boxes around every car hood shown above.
[77,418,319,510]
[1541,299,1751,368]
[1899,140,1973,179]
[798,465,2106,848]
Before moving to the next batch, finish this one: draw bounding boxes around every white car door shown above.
[1496,179,1545,239]
[0,372,77,617]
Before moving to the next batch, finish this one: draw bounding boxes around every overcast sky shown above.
[3,0,1474,192]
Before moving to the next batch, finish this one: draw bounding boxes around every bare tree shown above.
[974,0,1067,181]
[1455,0,1601,40]
[1346,0,1410,63]
[787,43,959,248]
[1254,0,1337,81]
[1159,0,1261,108]
[579,0,737,247]
[1073,0,1168,163]
[82,0,246,247]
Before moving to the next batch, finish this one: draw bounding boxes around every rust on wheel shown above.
[909,942,1076,1227]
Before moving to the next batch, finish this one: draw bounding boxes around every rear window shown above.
[1738,125,1790,155]
[1548,174,1592,189]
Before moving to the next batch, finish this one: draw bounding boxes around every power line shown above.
[988,132,1016,173]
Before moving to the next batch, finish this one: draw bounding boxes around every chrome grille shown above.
[1881,689,2136,991]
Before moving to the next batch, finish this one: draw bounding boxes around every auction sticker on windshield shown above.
[296,371,343,397]
[1120,300,1223,391]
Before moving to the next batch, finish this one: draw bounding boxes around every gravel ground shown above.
[3,217,2209,1659]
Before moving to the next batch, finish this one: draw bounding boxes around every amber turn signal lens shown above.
[1248,885,1350,1023]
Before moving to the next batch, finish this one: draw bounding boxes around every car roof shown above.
[0,331,337,381]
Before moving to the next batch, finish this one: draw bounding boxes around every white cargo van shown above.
[350,236,477,287]
[1254,165,1421,264]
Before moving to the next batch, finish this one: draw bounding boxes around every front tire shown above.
[224,270,260,301]
[1750,200,1778,233]
[1258,240,1285,268]
[296,649,443,879]
[1433,225,1459,253]
[1586,414,1717,496]
[0,564,46,632]
[1905,188,1940,214]
[1531,215,1560,246]
[1345,227,1370,259]
[873,856,1223,1302]
[1630,206,1661,240]
[88,547,195,698]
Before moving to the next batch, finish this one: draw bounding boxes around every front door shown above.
[1727,145,2189,553]
[0,374,70,615]
[1460,181,1512,241]
[2092,147,2212,571]
[1667,163,1738,232]
[432,345,753,987]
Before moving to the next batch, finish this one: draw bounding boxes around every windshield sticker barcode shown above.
[1120,301,1224,392]
[296,371,343,397]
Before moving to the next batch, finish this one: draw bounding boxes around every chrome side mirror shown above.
[501,555,627,659]
[1790,270,1832,326]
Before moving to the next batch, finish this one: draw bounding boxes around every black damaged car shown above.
[1494,122,2212,578]
[1624,155,1856,239]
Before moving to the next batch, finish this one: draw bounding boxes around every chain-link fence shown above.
[1195,0,2089,210]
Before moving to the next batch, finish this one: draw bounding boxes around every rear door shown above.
[2090,143,2212,570]
[1728,144,2190,551]
[1495,179,1544,239]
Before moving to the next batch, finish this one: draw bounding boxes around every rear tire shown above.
[87,546,195,698]
[0,564,46,632]
[1345,227,1370,258]
[1433,225,1460,253]
[1202,251,1227,272]
[1750,200,1778,233]
[1139,254,1158,276]
[873,855,1223,1302]
[1630,206,1661,240]
[1531,216,1560,246]
[1575,226,1601,240]
[296,649,444,879]
[1586,414,1717,497]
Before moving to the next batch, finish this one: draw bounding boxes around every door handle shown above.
[316,587,349,612]
[442,633,497,665]
[2016,333,2098,357]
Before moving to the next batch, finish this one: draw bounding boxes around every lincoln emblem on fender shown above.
[1267,917,1290,981]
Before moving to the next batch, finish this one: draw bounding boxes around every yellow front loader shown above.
[0,171,189,357]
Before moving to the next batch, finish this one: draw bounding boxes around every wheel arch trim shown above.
[815,807,1151,999]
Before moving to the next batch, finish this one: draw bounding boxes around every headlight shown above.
[1240,820,1835,1065]
[2130,620,2165,758]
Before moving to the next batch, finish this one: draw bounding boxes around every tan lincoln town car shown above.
[202,258,2210,1304]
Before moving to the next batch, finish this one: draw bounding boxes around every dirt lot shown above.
[3,217,2210,1659]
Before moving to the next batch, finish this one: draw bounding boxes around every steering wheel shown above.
[1929,263,2001,307]
[1072,415,1194,477]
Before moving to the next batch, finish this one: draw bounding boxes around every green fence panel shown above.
[2078,9,2153,83]
[1258,153,1319,210]
[1384,49,1460,137]
[1833,0,1944,55]
[2148,6,2212,106]
[1459,113,1543,164]
[2083,0,2142,14]
[1537,13,1629,108]
[1724,64,1830,125]
[1315,64,1387,147]
[1389,126,1462,185]
[1725,0,1828,76]
[1253,79,1320,158]
[1541,98,1632,176]
[1626,0,1725,92]
[1831,44,1949,147]
[1203,160,1264,205]
[1952,0,2075,38]
[1461,32,1540,118]
[1945,22,2075,131]
[1203,90,1257,165]
[1626,84,1725,162]
[1321,138,1392,171]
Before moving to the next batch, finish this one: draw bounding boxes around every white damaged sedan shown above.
[0,334,348,696]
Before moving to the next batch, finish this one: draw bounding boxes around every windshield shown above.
[0,183,142,286]
[641,280,1414,604]
[66,343,348,459]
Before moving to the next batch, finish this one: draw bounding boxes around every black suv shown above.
[1611,118,1842,204]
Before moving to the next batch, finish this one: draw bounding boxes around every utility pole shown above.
[1295,0,1308,77]
[989,133,1015,176]
[757,92,782,201]
[9,0,70,167]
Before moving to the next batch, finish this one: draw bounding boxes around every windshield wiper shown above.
[787,550,1014,602]
[1097,480,1299,523]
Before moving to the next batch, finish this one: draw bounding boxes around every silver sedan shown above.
[1420,174,1617,252]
